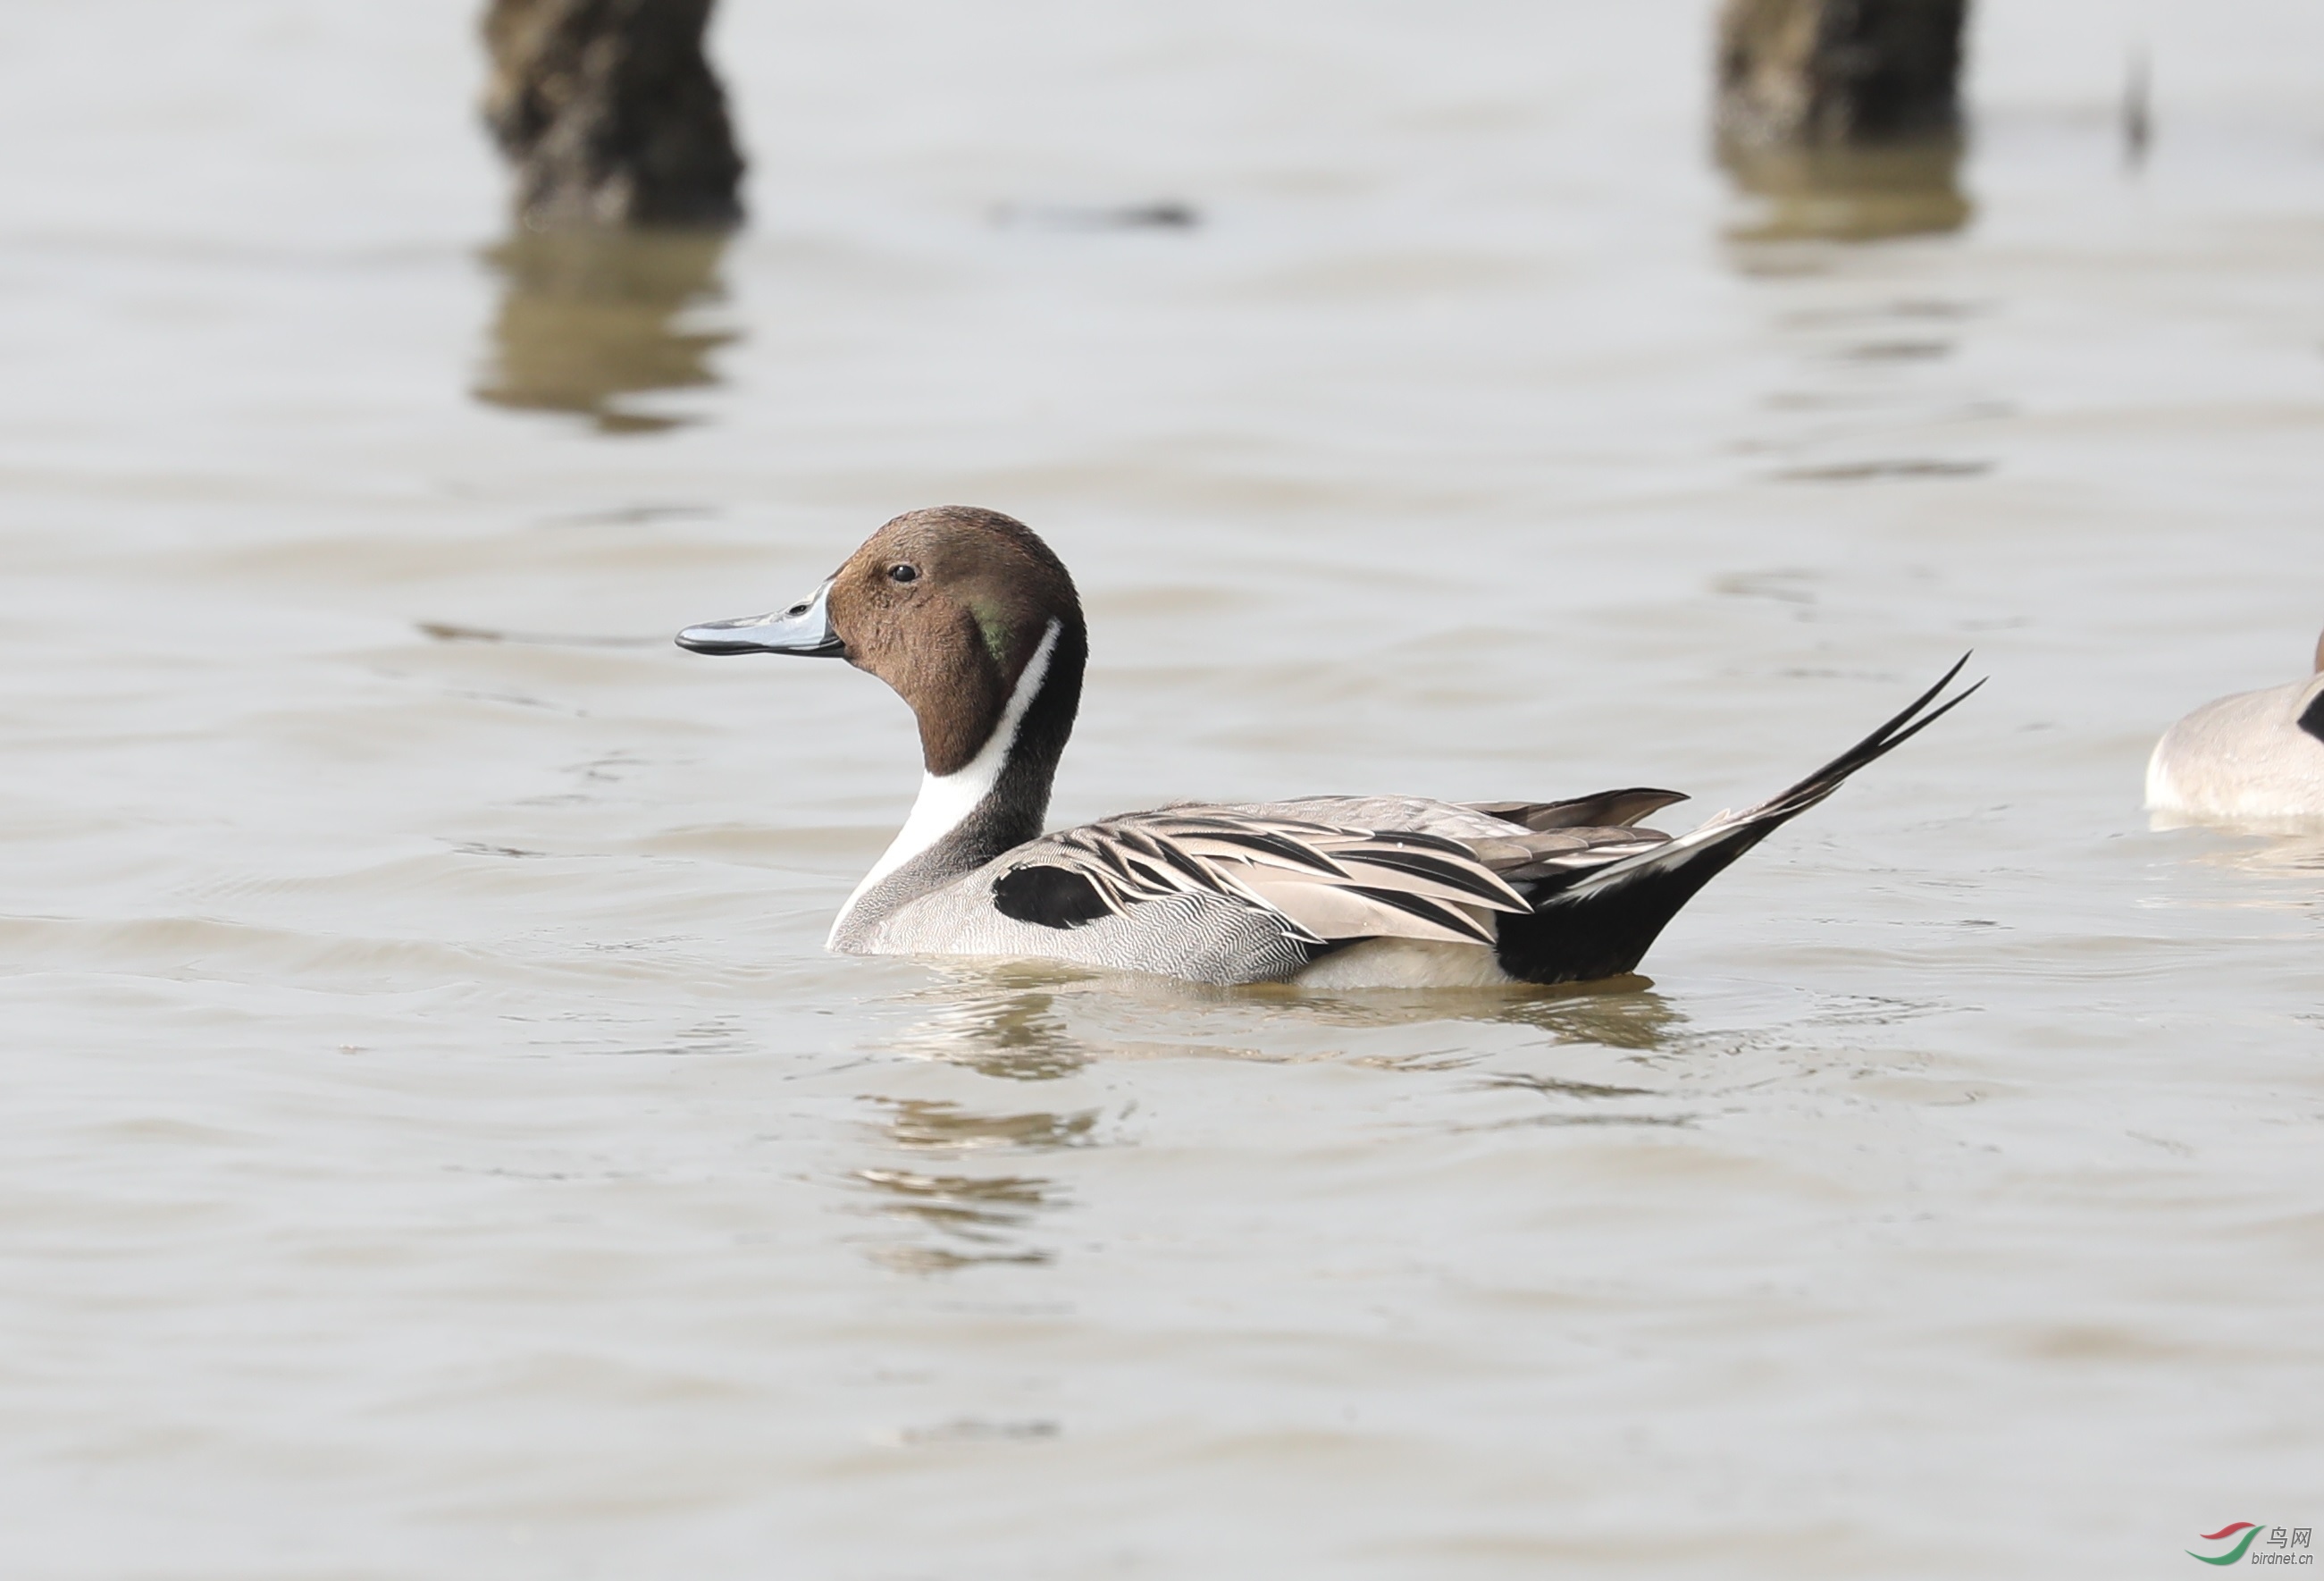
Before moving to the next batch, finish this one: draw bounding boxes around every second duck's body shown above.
[679,508,1977,988]
[2145,632,2324,826]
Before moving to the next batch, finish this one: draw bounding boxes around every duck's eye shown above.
[888,564,920,584]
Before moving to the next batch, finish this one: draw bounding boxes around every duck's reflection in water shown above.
[1719,138,1971,246]
[2151,823,2324,883]
[1490,979,1685,1047]
[888,980,1096,1082]
[878,964,1697,1075]
[852,1090,1101,1274]
[851,1165,1061,1274]
[877,1097,1098,1153]
[884,966,1305,1080]
[846,965,1993,1257]
[472,227,735,434]
[1287,974,1685,1048]
[847,968,1692,1270]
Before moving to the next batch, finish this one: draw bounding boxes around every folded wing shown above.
[992,810,1543,947]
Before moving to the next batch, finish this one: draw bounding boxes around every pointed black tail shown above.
[1492,656,1983,985]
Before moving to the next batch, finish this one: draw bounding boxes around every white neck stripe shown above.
[829,618,1062,944]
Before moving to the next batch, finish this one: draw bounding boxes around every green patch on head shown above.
[970,604,1013,669]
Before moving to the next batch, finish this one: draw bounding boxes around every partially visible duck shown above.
[676,507,1980,988]
[2145,631,2324,824]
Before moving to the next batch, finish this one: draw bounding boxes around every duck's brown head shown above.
[677,507,1086,778]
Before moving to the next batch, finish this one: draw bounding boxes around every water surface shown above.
[4,2,2323,1577]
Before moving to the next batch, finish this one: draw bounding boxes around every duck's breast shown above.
[853,870,1314,985]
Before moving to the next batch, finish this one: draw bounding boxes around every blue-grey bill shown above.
[675,580,843,657]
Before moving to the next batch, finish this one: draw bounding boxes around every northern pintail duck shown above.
[677,508,1979,988]
[2145,631,2324,824]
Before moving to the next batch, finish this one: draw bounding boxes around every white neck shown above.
[828,619,1061,945]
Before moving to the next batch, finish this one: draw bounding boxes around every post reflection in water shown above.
[472,227,736,434]
[1719,138,1972,244]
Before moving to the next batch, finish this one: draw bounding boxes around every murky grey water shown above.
[4,2,2322,1577]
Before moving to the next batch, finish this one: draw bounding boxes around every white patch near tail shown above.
[1291,938,1514,990]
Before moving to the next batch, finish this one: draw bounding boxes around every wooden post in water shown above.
[1714,0,1970,241]
[1716,0,1967,147]
[482,0,744,229]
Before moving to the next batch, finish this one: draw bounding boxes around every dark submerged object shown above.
[1713,0,1972,242]
[1716,0,1968,148]
[482,0,745,230]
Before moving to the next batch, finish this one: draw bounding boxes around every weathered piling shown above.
[482,0,744,229]
[1716,0,1967,148]
[1716,0,1970,240]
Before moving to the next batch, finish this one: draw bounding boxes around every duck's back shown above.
[1220,795,1525,842]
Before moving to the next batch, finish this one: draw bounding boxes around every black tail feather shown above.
[1493,657,1981,986]
[1747,652,1982,826]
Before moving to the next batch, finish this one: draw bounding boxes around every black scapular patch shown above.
[2301,688,2324,745]
[992,864,1112,929]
